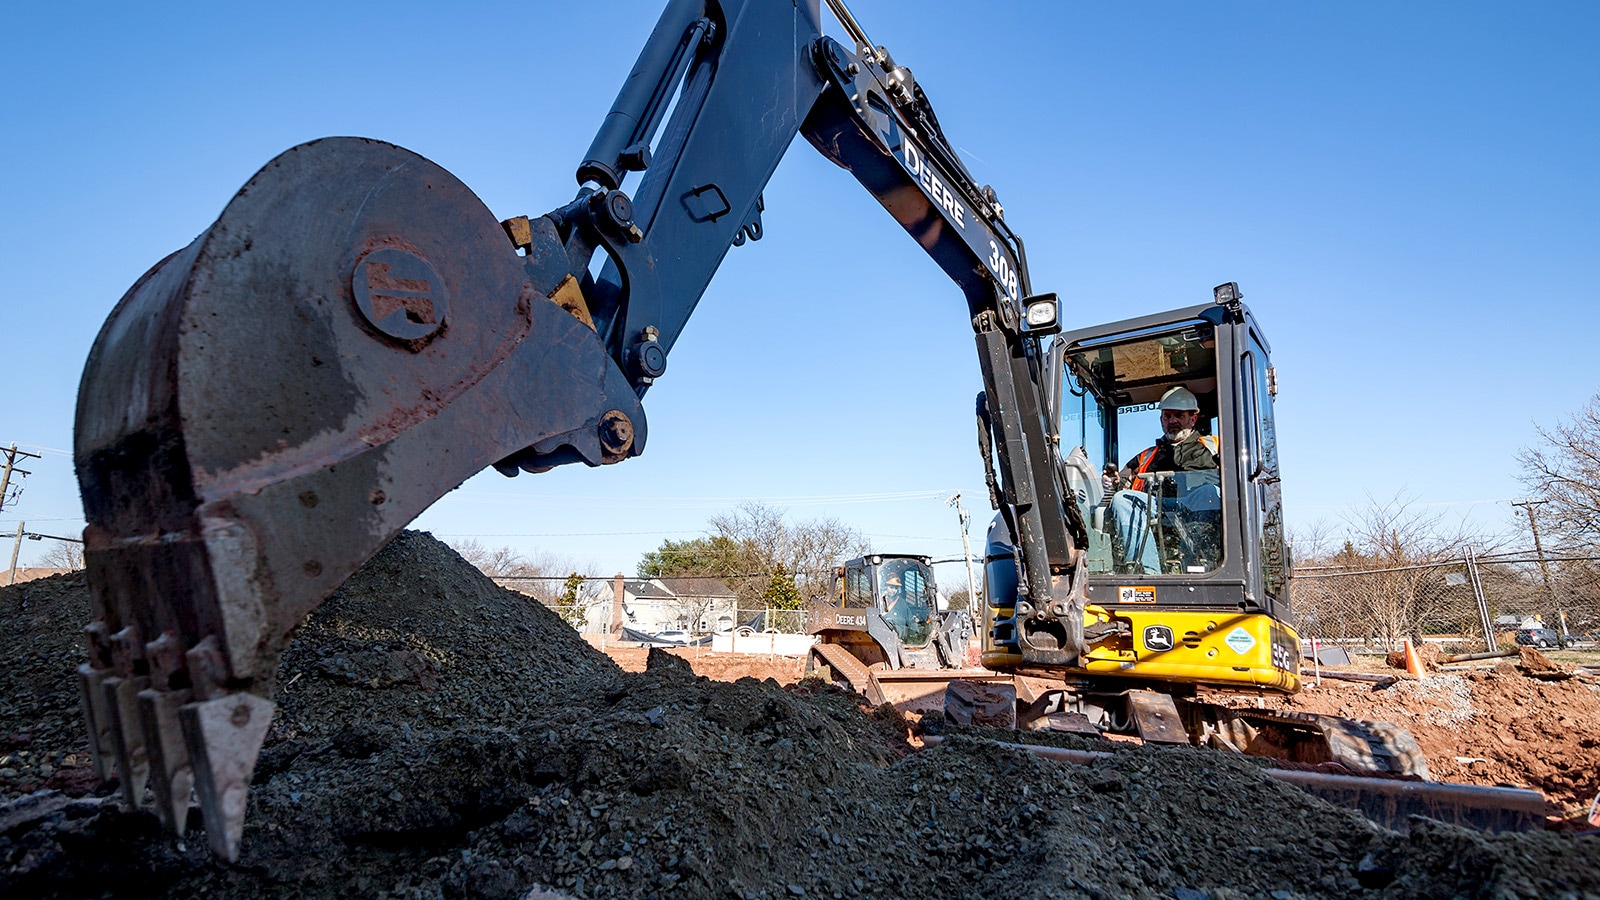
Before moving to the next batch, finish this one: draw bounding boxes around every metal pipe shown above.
[1440,649,1519,663]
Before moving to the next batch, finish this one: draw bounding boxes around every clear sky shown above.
[2,1,1596,584]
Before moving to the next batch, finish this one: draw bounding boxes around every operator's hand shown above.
[1102,465,1122,493]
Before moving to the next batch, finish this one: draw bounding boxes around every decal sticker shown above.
[1118,586,1157,604]
[1143,625,1174,651]
[1271,641,1294,671]
[1224,627,1256,655]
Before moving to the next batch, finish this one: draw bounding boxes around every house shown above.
[6,567,73,585]
[584,574,737,636]
[653,576,739,634]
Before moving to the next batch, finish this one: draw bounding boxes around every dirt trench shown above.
[2,531,1598,899]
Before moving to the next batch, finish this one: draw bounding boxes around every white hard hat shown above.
[1159,386,1199,412]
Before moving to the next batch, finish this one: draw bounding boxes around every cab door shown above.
[1238,327,1288,611]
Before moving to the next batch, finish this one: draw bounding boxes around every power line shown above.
[0,443,70,457]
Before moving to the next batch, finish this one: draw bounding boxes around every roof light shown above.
[1019,293,1061,335]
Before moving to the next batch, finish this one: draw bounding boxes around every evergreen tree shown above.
[558,572,587,628]
[761,564,803,610]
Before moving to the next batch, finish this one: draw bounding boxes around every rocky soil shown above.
[3,531,1598,899]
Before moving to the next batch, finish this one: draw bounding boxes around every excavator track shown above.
[1184,702,1431,779]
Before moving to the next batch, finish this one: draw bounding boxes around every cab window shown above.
[878,559,935,648]
[1064,323,1224,576]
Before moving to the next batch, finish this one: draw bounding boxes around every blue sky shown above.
[2,1,1595,581]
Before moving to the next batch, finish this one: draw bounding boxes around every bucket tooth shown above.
[101,675,152,805]
[76,664,115,781]
[180,692,274,862]
[139,687,195,835]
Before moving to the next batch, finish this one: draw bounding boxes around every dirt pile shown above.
[4,532,1599,899]
[0,571,96,798]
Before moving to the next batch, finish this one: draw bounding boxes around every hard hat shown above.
[1159,386,1199,412]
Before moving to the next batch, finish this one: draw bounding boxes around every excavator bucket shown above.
[74,138,642,861]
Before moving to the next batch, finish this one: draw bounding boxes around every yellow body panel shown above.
[982,604,1302,693]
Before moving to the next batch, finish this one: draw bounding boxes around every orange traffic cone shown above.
[1402,639,1427,681]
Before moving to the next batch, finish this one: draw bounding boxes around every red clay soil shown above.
[600,647,806,686]
[1253,655,1600,827]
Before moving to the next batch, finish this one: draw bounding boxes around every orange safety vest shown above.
[1129,435,1218,492]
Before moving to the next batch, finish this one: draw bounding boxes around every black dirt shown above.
[3,531,1598,899]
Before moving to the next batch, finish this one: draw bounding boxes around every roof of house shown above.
[654,576,736,599]
[620,580,676,600]
[7,567,74,584]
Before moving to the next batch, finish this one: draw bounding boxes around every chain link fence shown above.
[487,573,819,636]
[731,606,810,634]
[1290,549,1600,652]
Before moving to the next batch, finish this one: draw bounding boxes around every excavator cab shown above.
[1052,291,1289,624]
[984,288,1298,692]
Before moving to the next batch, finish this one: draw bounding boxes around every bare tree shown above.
[942,573,972,610]
[1286,519,1339,566]
[449,539,598,612]
[707,502,871,603]
[642,502,870,606]
[1291,492,1487,649]
[450,538,529,577]
[779,514,871,600]
[40,539,84,570]
[1518,392,1600,550]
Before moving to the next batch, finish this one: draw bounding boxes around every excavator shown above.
[69,0,1545,862]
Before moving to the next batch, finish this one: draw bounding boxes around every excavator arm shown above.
[73,0,1081,860]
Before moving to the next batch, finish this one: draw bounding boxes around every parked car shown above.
[651,630,692,645]
[1513,627,1573,650]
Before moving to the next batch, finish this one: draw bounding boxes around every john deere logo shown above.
[1143,625,1174,651]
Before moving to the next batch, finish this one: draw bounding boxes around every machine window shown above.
[878,558,935,648]
[844,567,873,608]
[1065,324,1223,576]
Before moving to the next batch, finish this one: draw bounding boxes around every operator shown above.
[1109,386,1222,573]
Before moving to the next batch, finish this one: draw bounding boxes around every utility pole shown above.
[0,443,42,513]
[7,521,23,585]
[1512,499,1564,639]
[946,492,979,614]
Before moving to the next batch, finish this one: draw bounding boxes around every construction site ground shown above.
[2,532,1597,899]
